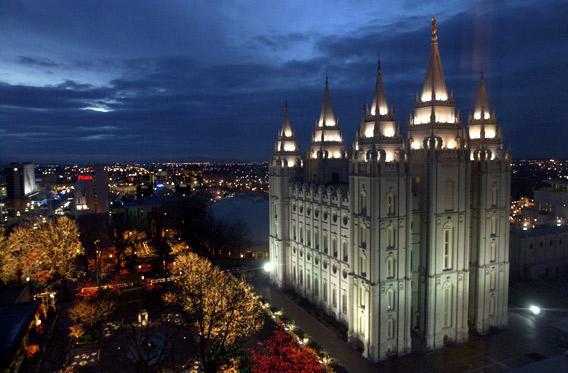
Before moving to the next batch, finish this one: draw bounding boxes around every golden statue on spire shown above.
[431,16,438,42]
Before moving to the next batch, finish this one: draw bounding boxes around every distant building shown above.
[269,17,510,362]
[74,166,109,215]
[510,226,568,279]
[534,179,568,222]
[5,163,36,208]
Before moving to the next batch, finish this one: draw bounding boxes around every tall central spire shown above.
[318,75,337,127]
[371,60,389,116]
[421,16,448,102]
[474,72,491,120]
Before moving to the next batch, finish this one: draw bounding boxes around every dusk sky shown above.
[1,0,567,163]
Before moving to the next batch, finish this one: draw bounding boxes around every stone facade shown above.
[268,17,511,362]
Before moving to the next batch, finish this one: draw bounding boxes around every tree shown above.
[68,298,115,330]
[167,251,263,372]
[0,216,85,286]
[249,327,325,373]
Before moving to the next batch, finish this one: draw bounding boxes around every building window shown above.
[315,230,320,250]
[299,269,303,286]
[444,178,455,211]
[314,277,319,297]
[491,185,498,207]
[332,237,338,258]
[387,287,395,311]
[489,295,496,316]
[300,227,304,243]
[490,215,497,236]
[387,318,395,339]
[443,284,453,328]
[307,228,311,247]
[490,241,496,263]
[387,256,395,279]
[489,270,496,291]
[342,241,348,262]
[293,266,296,283]
[307,273,311,290]
[342,293,347,314]
[443,225,453,270]
[360,193,367,215]
[387,225,395,249]
[292,224,297,240]
[387,192,395,215]
[360,253,367,278]
[332,288,337,308]
[323,234,328,254]
[323,279,328,301]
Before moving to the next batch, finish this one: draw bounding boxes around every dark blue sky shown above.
[1,0,567,163]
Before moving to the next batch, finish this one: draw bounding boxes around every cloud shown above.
[18,56,60,68]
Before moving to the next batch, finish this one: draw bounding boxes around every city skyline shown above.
[1,0,567,163]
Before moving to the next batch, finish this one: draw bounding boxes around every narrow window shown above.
[332,237,338,257]
[489,295,496,316]
[443,284,453,328]
[444,178,455,210]
[489,270,496,291]
[387,288,395,311]
[307,228,311,247]
[292,224,296,240]
[342,241,348,262]
[315,230,320,250]
[387,256,395,279]
[332,288,337,308]
[300,227,304,243]
[323,279,328,301]
[314,277,319,297]
[360,253,367,278]
[323,234,328,254]
[387,192,395,215]
[342,293,347,314]
[443,226,453,270]
[491,186,498,207]
[360,226,367,249]
[387,225,395,248]
[299,269,303,286]
[490,241,497,263]
[387,318,395,339]
[360,193,367,215]
[490,215,497,236]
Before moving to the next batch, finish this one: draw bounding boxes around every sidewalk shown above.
[254,283,375,373]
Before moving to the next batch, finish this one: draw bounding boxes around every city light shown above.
[263,262,274,273]
[529,305,541,315]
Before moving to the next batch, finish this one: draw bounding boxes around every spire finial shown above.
[325,69,329,86]
[377,58,381,75]
[431,16,438,42]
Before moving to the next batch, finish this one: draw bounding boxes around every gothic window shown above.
[323,260,328,270]
[443,283,453,328]
[300,227,304,243]
[490,241,497,263]
[491,185,498,207]
[387,192,395,215]
[387,287,395,311]
[360,253,367,278]
[489,270,496,291]
[292,224,297,240]
[314,277,319,297]
[387,225,395,249]
[342,241,348,262]
[490,215,497,236]
[307,273,311,290]
[332,237,338,257]
[386,256,395,279]
[489,295,496,316]
[360,225,367,249]
[443,224,453,270]
[444,178,455,211]
[307,228,311,247]
[323,279,328,301]
[299,269,304,286]
[343,215,349,226]
[323,234,328,254]
[360,193,367,215]
[387,318,395,339]
[315,230,320,250]
[332,288,337,308]
[342,293,347,314]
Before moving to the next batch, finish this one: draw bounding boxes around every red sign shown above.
[78,175,93,181]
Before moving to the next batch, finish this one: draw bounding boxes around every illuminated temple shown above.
[268,17,510,361]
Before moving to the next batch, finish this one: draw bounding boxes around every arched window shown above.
[342,241,348,262]
[387,287,395,311]
[360,225,367,249]
[307,228,311,247]
[490,241,497,263]
[444,178,455,211]
[360,253,367,278]
[443,224,453,270]
[491,185,498,207]
[443,283,453,328]
[360,193,367,215]
[387,192,395,215]
[489,270,496,291]
[387,318,395,339]
[315,230,319,250]
[300,227,304,243]
[490,215,497,236]
[386,256,395,279]
[332,237,338,257]
[323,234,328,253]
[387,225,395,248]
[299,269,304,286]
[489,295,496,316]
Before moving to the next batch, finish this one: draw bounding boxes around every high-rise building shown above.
[5,163,37,208]
[74,166,109,215]
[268,17,511,362]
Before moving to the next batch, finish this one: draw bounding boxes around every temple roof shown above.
[279,100,294,138]
[474,73,491,120]
[420,16,448,102]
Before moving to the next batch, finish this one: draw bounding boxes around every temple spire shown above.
[371,59,389,116]
[318,75,337,127]
[280,99,293,136]
[474,72,491,120]
[421,16,448,102]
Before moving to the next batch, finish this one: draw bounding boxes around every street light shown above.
[529,305,541,315]
[263,262,274,273]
